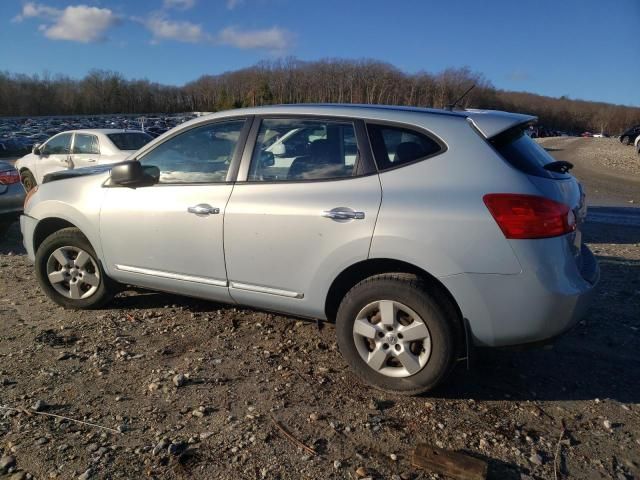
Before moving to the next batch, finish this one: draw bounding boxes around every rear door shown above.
[70,133,100,169]
[36,133,72,183]
[224,116,382,318]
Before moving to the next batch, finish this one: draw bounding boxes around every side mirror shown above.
[110,161,156,187]
[260,151,275,167]
[32,143,42,155]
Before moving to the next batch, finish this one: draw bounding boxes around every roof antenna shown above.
[446,84,476,111]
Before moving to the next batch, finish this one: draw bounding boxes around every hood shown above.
[42,164,114,184]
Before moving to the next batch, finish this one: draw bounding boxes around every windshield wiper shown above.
[544,160,573,173]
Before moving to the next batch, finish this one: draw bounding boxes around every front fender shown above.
[26,175,108,265]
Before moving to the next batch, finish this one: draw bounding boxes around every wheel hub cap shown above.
[352,299,432,378]
[46,246,100,300]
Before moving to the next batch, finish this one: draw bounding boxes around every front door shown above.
[70,133,100,169]
[100,118,250,302]
[224,117,382,318]
[36,132,73,183]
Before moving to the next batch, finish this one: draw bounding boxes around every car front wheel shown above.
[336,274,456,395]
[35,227,116,309]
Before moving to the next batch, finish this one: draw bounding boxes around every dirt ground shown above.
[537,137,640,207]
[0,140,639,480]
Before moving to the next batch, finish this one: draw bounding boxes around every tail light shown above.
[0,169,20,185]
[483,194,576,239]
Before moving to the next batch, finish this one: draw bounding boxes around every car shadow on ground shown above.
[439,250,639,404]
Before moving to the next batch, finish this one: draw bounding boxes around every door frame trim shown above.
[230,281,304,299]
[114,264,228,287]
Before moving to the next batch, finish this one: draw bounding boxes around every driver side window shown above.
[42,133,72,156]
[139,120,246,184]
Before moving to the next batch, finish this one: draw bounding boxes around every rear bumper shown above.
[440,241,599,347]
[20,214,37,261]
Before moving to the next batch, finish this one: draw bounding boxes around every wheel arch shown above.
[325,258,465,351]
[33,217,80,253]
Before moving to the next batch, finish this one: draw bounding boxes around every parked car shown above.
[14,129,153,191]
[0,161,25,236]
[581,131,594,137]
[20,104,599,394]
[619,125,640,145]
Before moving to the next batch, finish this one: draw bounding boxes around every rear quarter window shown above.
[491,128,570,179]
[367,124,443,171]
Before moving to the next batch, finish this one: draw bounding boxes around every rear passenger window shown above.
[73,134,100,155]
[248,118,358,181]
[367,124,442,171]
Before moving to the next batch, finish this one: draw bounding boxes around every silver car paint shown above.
[22,104,597,348]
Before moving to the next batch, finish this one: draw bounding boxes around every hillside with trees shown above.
[1,58,638,134]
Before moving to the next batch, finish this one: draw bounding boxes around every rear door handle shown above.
[188,204,220,215]
[322,208,365,220]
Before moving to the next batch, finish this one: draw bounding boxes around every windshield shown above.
[107,132,153,151]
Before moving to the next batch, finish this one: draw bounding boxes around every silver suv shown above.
[21,104,599,394]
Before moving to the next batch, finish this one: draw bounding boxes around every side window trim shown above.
[365,120,447,172]
[133,116,252,186]
[236,115,375,183]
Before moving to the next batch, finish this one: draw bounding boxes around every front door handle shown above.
[322,208,365,221]
[188,204,220,215]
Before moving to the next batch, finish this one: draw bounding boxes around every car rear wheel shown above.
[21,170,37,192]
[35,227,116,309]
[336,274,456,395]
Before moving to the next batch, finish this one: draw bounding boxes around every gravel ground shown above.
[0,140,639,479]
[536,137,640,207]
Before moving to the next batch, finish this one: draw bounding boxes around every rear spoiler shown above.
[465,109,537,139]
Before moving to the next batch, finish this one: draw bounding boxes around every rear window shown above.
[491,128,569,179]
[107,132,153,151]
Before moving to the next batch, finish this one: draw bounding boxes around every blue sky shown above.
[1,0,639,106]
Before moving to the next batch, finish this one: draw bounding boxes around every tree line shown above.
[1,58,638,134]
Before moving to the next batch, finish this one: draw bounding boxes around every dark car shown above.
[619,125,640,145]
[0,161,25,235]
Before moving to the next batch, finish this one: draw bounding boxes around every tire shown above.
[35,227,116,309]
[336,273,456,395]
[21,170,37,192]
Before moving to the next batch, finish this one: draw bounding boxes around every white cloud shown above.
[226,0,244,10]
[163,0,196,10]
[12,3,119,43]
[144,15,210,43]
[45,6,119,43]
[217,26,290,51]
[12,2,59,22]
